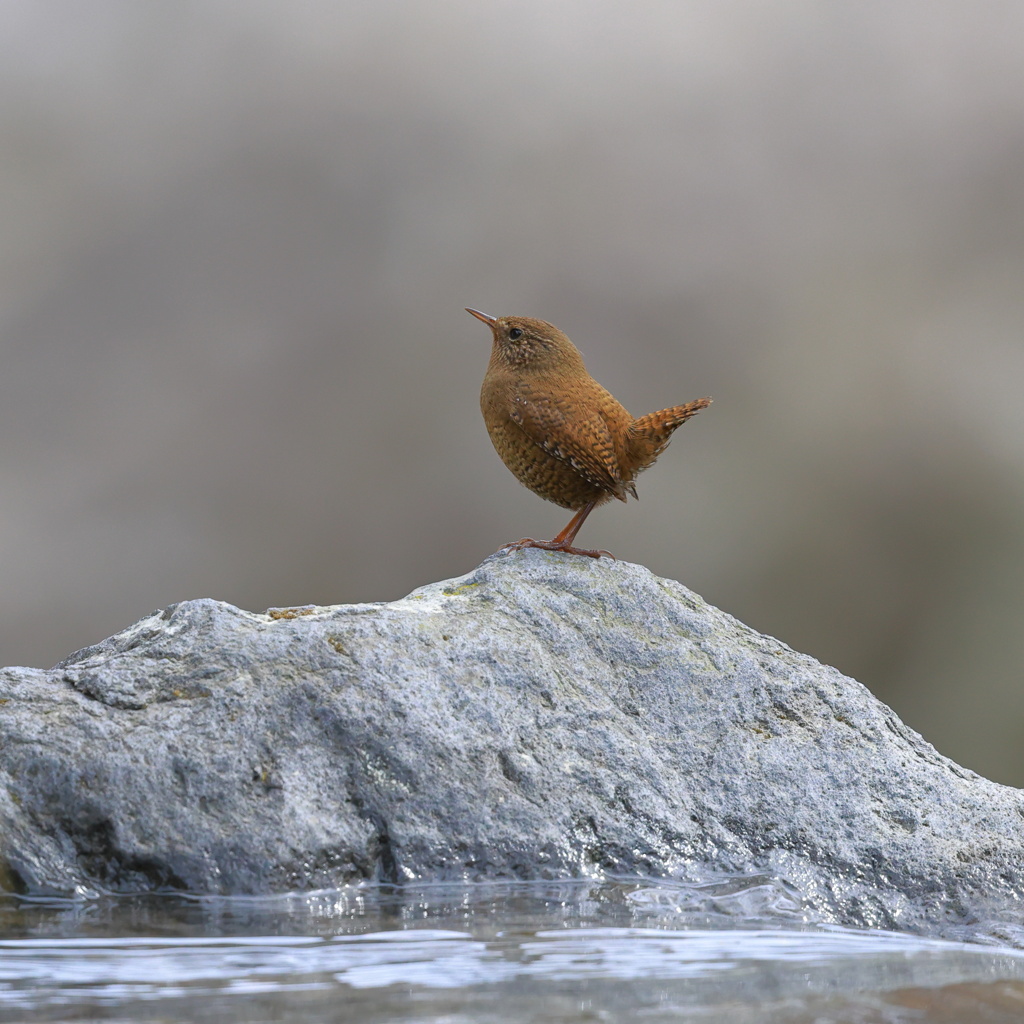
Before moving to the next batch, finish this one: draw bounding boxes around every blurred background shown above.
[1,2,1023,782]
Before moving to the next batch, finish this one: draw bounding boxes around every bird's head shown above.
[466,308,585,374]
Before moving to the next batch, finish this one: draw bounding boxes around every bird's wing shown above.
[508,386,627,498]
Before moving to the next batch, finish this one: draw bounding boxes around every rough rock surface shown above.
[1,552,1023,939]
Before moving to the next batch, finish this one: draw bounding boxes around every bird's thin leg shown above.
[551,502,596,546]
[501,501,614,559]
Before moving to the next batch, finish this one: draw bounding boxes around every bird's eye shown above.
[508,327,523,340]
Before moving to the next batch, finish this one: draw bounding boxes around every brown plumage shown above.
[467,308,711,558]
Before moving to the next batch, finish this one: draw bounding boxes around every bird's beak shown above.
[465,308,498,326]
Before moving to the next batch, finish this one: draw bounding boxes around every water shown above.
[3,877,1024,1023]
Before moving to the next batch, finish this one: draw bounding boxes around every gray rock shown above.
[1,552,1022,940]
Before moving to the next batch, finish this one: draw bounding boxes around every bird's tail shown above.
[631,397,711,445]
[627,397,712,472]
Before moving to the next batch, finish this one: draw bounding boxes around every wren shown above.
[468,308,711,558]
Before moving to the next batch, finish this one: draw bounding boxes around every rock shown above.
[1,551,1022,940]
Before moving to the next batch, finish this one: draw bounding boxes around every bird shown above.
[467,308,711,558]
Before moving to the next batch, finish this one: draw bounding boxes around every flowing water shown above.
[3,876,1024,1023]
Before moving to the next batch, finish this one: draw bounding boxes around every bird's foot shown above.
[500,538,615,560]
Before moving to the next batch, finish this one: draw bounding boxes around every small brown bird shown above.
[468,308,711,558]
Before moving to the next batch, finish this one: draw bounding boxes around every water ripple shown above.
[4,882,1024,1021]
[2,923,1023,1007]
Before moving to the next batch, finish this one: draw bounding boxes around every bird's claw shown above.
[499,538,615,560]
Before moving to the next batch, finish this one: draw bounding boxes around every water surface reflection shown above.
[3,878,1024,1022]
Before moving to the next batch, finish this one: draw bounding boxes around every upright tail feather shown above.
[631,397,712,444]
[627,396,712,473]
